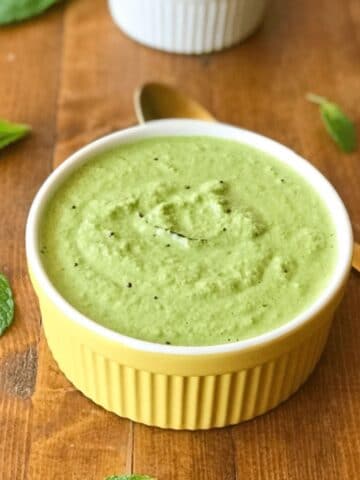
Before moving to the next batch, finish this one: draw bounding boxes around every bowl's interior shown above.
[26,119,353,355]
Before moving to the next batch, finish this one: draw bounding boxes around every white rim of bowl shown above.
[26,119,353,356]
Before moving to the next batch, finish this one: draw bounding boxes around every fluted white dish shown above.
[108,0,268,54]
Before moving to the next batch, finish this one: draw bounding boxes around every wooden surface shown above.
[0,0,360,478]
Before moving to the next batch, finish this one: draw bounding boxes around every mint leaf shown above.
[0,0,61,25]
[320,102,357,153]
[105,476,156,480]
[0,273,14,336]
[307,93,357,153]
[0,119,30,150]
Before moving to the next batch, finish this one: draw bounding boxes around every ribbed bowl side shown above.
[47,320,331,430]
[108,0,268,54]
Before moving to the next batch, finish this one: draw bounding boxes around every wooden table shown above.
[1,0,359,478]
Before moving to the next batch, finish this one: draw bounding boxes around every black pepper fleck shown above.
[71,205,76,209]
[153,157,159,161]
[74,262,78,267]
[165,341,171,345]
[127,282,132,288]
[166,244,171,247]
[280,178,285,183]
[139,212,144,218]
[154,296,158,300]
[185,185,191,189]
[219,180,224,184]
[226,208,231,213]
[223,227,227,232]
[109,231,115,237]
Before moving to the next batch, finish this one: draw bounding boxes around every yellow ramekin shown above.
[26,120,353,430]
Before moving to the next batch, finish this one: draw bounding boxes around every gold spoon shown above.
[134,82,359,272]
[134,82,215,124]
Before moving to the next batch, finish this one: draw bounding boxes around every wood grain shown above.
[0,5,64,479]
[0,0,359,478]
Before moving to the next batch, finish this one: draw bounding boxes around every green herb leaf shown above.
[0,0,61,25]
[307,93,357,153]
[0,119,30,150]
[105,476,156,480]
[0,273,14,336]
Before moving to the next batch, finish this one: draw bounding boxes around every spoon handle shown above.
[353,242,360,272]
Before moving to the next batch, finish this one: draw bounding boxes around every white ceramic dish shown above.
[108,0,268,54]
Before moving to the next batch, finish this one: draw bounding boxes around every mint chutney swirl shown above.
[40,137,337,346]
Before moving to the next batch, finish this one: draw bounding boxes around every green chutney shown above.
[40,136,337,346]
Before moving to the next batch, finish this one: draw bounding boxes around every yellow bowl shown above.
[26,120,353,429]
